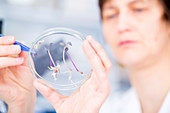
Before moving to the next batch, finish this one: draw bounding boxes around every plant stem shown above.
[47,49,56,67]
[65,51,79,72]
[63,46,72,71]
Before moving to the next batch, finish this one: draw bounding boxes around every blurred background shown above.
[0,0,102,44]
[0,0,130,112]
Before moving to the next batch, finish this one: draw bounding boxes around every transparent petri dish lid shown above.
[28,28,91,90]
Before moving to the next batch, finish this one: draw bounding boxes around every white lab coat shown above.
[100,87,170,113]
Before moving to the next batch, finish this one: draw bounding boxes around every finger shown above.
[0,45,21,56]
[0,36,15,45]
[87,36,112,72]
[34,80,64,110]
[0,57,24,68]
[18,41,29,66]
[82,40,106,80]
[19,51,28,66]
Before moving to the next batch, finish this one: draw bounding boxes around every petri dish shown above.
[28,28,92,90]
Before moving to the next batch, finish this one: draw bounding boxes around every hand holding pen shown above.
[0,35,36,113]
[0,34,35,54]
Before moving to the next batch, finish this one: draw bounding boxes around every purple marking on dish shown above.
[44,45,48,50]
[65,51,79,72]
[65,47,68,52]
[67,42,72,46]
[49,43,53,47]
[50,58,52,67]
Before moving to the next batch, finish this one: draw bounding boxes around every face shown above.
[102,0,170,69]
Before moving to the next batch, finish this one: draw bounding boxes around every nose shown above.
[117,12,131,34]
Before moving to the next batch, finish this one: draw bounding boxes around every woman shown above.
[99,0,170,113]
[0,0,169,113]
[33,0,170,113]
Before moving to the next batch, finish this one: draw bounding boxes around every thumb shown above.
[33,79,64,110]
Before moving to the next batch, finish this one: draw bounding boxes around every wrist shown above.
[7,103,32,113]
[7,89,36,113]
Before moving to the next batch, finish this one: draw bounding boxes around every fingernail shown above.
[87,35,92,40]
[87,36,96,45]
[83,40,88,45]
[12,45,20,52]
[16,57,24,63]
[7,36,14,42]
[84,40,91,49]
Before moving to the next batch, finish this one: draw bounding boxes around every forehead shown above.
[102,0,160,11]
[105,0,149,3]
[103,0,151,7]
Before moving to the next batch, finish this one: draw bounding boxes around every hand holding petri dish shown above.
[28,28,92,90]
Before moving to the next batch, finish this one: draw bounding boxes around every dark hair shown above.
[0,19,3,34]
[99,0,170,23]
[160,0,170,23]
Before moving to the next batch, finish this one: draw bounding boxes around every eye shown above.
[107,14,117,19]
[133,8,145,13]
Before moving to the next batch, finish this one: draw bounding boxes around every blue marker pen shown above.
[0,34,36,54]
[0,34,4,37]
